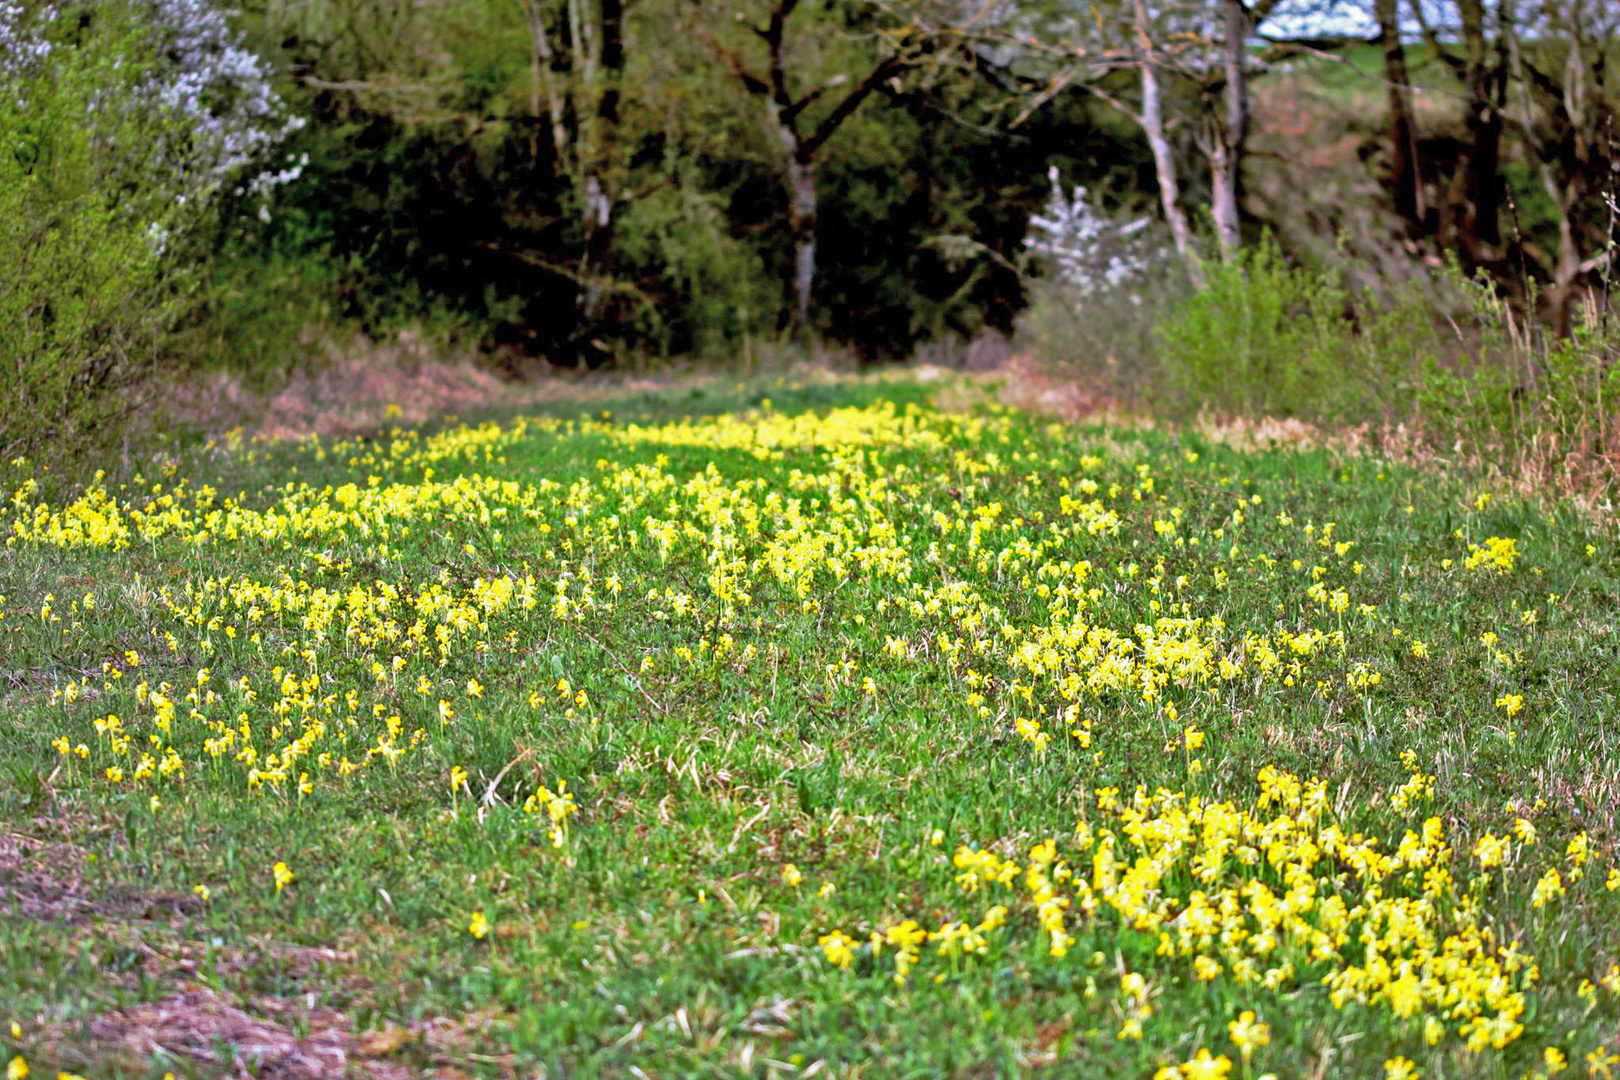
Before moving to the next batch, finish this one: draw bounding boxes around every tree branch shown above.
[800,54,905,160]
[1408,0,1464,75]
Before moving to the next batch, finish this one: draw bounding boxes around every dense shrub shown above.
[0,1,297,460]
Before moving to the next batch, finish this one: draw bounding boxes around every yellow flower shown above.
[1544,1046,1567,1074]
[468,911,490,940]
[466,678,482,699]
[1383,1057,1419,1080]
[193,884,211,901]
[818,930,856,968]
[1181,1049,1231,1080]
[781,863,803,888]
[1475,832,1509,868]
[6,1057,25,1080]
[271,861,293,893]
[1226,1011,1270,1063]
[1531,867,1565,908]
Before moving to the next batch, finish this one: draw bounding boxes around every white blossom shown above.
[1025,166,1166,295]
[0,3,56,83]
[3,0,302,210]
[134,0,305,206]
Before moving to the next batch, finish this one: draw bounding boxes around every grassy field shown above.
[2,373,1618,1079]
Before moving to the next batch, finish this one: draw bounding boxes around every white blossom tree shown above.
[1024,166,1165,294]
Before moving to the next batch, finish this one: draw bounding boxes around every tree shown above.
[1373,0,1424,228]
[697,0,912,333]
[517,0,628,322]
[1411,0,1512,258]
[895,0,1289,273]
[1,0,300,457]
[1503,0,1617,334]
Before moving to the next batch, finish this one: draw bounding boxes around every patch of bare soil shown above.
[88,990,363,1079]
[5,823,496,1077]
[170,335,779,444]
[167,333,873,446]
[1,828,201,925]
[76,993,499,1079]
[172,339,564,442]
[956,352,1130,423]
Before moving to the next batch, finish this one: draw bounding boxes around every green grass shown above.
[1,373,1617,1079]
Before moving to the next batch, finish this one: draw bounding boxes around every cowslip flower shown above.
[272,861,294,892]
[1475,832,1509,868]
[468,911,490,940]
[1226,1010,1269,1062]
[818,930,856,968]
[1384,1057,1419,1080]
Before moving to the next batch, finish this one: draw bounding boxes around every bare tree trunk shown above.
[1210,0,1249,255]
[1551,203,1583,336]
[1459,0,1505,248]
[1508,14,1611,336]
[520,0,571,170]
[704,0,903,335]
[760,85,818,334]
[1137,26,1197,276]
[1206,131,1238,256]
[1376,0,1425,227]
[568,0,623,325]
[787,156,817,332]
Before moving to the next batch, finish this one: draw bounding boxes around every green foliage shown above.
[1156,239,1344,416]
[208,0,1118,365]
[614,166,780,357]
[0,10,184,460]
[1029,240,1620,495]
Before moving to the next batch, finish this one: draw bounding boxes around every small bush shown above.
[1023,234,1620,498]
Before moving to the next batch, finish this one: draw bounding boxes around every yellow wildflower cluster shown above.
[1464,536,1520,573]
[814,765,1593,1062]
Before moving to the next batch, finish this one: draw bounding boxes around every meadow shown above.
[2,374,1618,1079]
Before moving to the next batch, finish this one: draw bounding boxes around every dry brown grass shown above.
[985,354,1617,515]
[86,990,363,1079]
